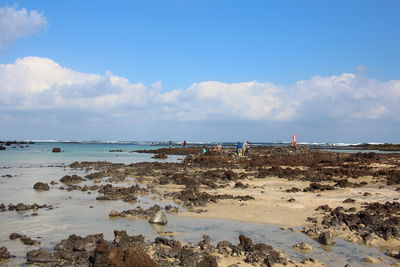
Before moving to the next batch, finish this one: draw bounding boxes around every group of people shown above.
[168,140,187,148]
[236,141,249,156]
[202,143,223,154]
[170,141,249,156]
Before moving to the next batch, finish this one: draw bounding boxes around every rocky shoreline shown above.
[1,145,400,266]
[24,230,322,267]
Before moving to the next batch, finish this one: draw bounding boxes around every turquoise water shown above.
[0,142,181,168]
[0,143,397,266]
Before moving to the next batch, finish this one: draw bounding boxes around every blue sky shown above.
[0,0,399,142]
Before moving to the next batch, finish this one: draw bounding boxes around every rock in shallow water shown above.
[293,242,313,251]
[149,210,168,225]
[33,182,50,191]
[109,210,120,217]
[60,175,85,184]
[0,247,11,260]
[318,231,336,245]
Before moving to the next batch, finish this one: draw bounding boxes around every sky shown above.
[0,0,399,143]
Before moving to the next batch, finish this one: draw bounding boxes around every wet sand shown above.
[179,176,398,227]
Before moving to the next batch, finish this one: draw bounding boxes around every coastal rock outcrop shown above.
[52,147,61,152]
[152,153,167,159]
[0,247,11,260]
[60,175,85,184]
[8,203,52,211]
[293,242,313,251]
[26,232,290,267]
[33,182,50,191]
[109,205,162,220]
[97,184,148,202]
[149,210,168,225]
[165,187,254,207]
[15,235,41,246]
[318,231,336,245]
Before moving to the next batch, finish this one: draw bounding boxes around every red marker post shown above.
[291,134,297,146]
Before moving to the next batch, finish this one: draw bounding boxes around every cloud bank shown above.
[0,6,47,49]
[1,56,399,127]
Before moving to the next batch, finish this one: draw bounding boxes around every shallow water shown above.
[0,143,397,266]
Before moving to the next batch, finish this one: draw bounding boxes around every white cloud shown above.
[0,6,47,49]
[0,56,399,124]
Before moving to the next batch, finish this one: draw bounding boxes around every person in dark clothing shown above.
[236,142,243,156]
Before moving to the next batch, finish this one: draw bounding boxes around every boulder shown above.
[152,153,167,159]
[164,205,179,214]
[9,233,21,240]
[95,243,158,267]
[20,236,40,246]
[109,210,120,217]
[293,242,313,251]
[318,231,335,245]
[197,255,219,267]
[26,248,59,264]
[60,175,85,184]
[0,247,11,260]
[52,147,61,153]
[33,182,50,191]
[149,210,168,225]
[0,146,6,151]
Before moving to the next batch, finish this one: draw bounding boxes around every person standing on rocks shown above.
[216,143,222,153]
[242,141,249,156]
[236,142,243,156]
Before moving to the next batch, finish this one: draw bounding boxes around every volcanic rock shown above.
[197,255,219,267]
[0,247,11,260]
[9,233,22,240]
[60,175,85,184]
[20,236,40,246]
[8,203,50,211]
[107,244,158,267]
[318,231,335,245]
[343,198,356,204]
[293,242,313,251]
[304,183,335,192]
[109,205,161,220]
[155,237,181,248]
[113,230,145,248]
[149,210,168,225]
[26,248,59,265]
[152,153,167,159]
[33,182,50,191]
[52,147,61,153]
[164,205,179,214]
[97,184,147,202]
